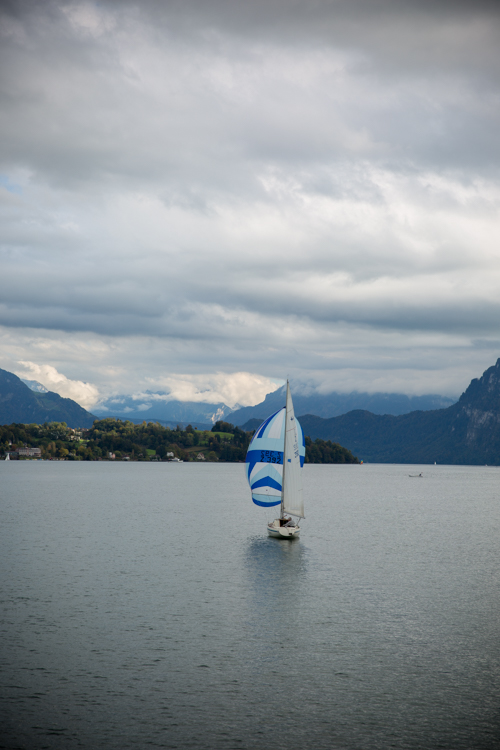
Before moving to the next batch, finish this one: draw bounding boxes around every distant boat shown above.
[5,453,9,461]
[409,472,423,477]
[245,381,305,538]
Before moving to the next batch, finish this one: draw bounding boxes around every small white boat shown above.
[409,473,423,477]
[245,381,305,538]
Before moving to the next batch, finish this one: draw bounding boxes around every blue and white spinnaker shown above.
[245,402,305,511]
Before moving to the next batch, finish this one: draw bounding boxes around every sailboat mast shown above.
[280,380,289,520]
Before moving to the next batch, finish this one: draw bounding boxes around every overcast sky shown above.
[1,0,500,409]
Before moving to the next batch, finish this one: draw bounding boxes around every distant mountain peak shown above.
[21,378,49,393]
[458,357,500,408]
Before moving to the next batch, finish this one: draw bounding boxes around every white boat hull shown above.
[267,519,300,538]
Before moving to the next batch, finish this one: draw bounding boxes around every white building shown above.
[17,447,42,458]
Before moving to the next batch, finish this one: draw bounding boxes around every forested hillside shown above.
[0,419,249,462]
[1,418,358,464]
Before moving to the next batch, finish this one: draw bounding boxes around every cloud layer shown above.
[14,361,99,410]
[1,0,500,404]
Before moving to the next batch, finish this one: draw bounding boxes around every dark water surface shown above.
[1,462,499,749]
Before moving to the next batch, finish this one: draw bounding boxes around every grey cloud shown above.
[1,0,499,196]
[1,0,500,399]
[1,262,499,340]
[126,0,500,79]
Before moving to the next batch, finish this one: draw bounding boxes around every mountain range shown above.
[92,393,234,426]
[11,377,458,428]
[0,369,95,428]
[229,389,456,425]
[292,359,500,465]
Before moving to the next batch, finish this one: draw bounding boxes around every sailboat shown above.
[245,381,305,538]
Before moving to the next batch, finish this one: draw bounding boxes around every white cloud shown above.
[14,361,100,410]
[145,372,280,408]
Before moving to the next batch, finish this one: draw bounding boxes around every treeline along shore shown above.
[1,418,359,464]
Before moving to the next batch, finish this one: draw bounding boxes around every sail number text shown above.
[260,450,282,464]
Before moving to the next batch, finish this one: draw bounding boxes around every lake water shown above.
[1,462,499,750]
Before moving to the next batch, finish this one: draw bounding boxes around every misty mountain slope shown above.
[298,359,500,465]
[93,394,233,424]
[0,369,96,428]
[230,388,456,425]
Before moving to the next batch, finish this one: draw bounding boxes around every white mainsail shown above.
[282,381,304,519]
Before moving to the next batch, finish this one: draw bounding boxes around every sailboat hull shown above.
[267,519,300,538]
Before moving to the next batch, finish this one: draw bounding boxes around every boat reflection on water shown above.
[243,537,308,662]
[245,536,307,590]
